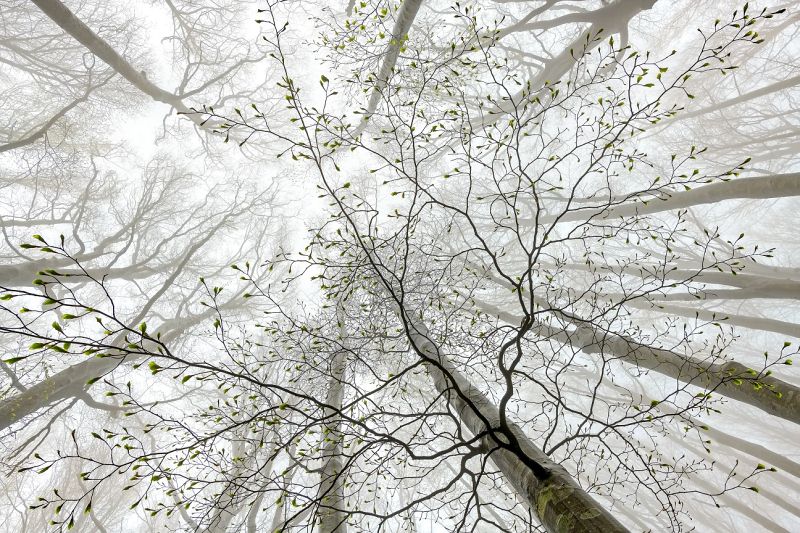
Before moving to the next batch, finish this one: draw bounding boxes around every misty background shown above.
[0,1,798,532]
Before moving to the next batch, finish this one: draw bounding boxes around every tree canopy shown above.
[0,1,799,532]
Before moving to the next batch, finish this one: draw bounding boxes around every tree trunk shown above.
[270,441,299,532]
[317,309,348,533]
[30,0,210,130]
[244,440,278,533]
[478,0,656,127]
[676,74,800,121]
[554,261,800,300]
[625,300,800,338]
[399,310,629,533]
[363,0,423,118]
[206,438,246,533]
[0,309,214,431]
[476,298,800,425]
[530,173,800,224]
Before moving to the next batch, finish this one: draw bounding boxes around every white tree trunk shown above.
[476,298,800,425]
[531,173,800,224]
[317,309,348,533]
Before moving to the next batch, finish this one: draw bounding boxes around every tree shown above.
[0,1,799,532]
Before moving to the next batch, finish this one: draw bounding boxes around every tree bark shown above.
[317,309,348,533]
[0,304,219,431]
[532,173,800,225]
[553,261,800,300]
[30,0,207,128]
[477,0,656,127]
[206,438,246,533]
[626,300,800,338]
[675,74,800,121]
[475,298,800,425]
[399,309,629,533]
[270,441,299,532]
[244,439,278,533]
[363,0,424,119]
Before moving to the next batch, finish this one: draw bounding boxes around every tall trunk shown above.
[660,431,793,532]
[206,439,246,533]
[623,283,800,303]
[652,403,800,492]
[0,307,215,431]
[529,173,800,225]
[477,0,656,127]
[625,300,800,338]
[316,309,348,533]
[244,440,278,533]
[0,262,169,288]
[675,74,800,121]
[475,299,800,425]
[245,493,265,533]
[270,442,299,532]
[363,0,423,118]
[348,0,423,140]
[399,309,629,533]
[30,0,210,130]
[553,261,800,299]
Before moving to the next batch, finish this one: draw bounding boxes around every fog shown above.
[0,1,798,532]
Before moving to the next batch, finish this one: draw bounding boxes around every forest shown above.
[0,0,798,531]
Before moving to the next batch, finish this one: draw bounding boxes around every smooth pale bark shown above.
[364,0,423,117]
[0,350,132,431]
[269,442,300,532]
[561,375,800,494]
[625,300,800,338]
[244,439,278,533]
[675,74,800,121]
[206,439,246,533]
[475,299,800,425]
[0,258,88,287]
[553,261,800,299]
[653,403,800,490]
[476,0,656,127]
[317,314,348,533]
[398,487,419,533]
[500,2,649,35]
[350,0,423,138]
[245,493,265,533]
[30,0,206,128]
[702,425,800,484]
[170,478,200,530]
[399,310,628,533]
[661,431,793,533]
[0,217,71,229]
[0,261,168,287]
[532,173,800,224]
[534,257,800,284]
[0,311,207,431]
[631,282,800,301]
[208,433,283,533]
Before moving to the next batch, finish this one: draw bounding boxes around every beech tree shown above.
[1,1,799,532]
